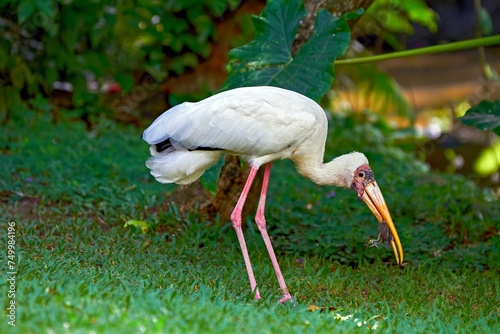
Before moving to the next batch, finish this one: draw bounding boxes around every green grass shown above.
[1,110,499,333]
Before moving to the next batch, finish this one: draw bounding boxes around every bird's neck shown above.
[294,156,350,188]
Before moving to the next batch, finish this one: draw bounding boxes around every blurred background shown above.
[1,0,499,193]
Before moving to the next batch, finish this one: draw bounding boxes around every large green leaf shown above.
[221,0,305,90]
[461,100,500,136]
[221,0,359,102]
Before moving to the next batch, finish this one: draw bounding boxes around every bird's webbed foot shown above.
[254,288,261,300]
[279,293,294,305]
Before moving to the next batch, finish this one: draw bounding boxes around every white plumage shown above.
[142,86,366,187]
[142,86,403,303]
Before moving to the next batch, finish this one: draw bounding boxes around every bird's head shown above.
[334,152,404,265]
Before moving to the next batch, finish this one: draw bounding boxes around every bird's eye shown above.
[358,172,364,178]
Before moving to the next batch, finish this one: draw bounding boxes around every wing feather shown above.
[142,87,323,157]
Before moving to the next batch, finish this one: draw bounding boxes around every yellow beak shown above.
[361,181,403,265]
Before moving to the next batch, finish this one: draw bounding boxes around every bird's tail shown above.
[146,146,222,185]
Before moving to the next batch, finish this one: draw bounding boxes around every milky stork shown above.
[142,86,403,304]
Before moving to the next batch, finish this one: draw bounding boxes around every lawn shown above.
[1,110,499,333]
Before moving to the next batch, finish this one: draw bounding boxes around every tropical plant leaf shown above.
[461,100,500,136]
[221,0,360,102]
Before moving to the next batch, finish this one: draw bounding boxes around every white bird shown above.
[142,86,403,304]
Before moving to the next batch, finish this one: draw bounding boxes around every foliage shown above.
[221,0,360,102]
[0,0,240,119]
[331,0,436,126]
[2,2,500,330]
[473,140,500,176]
[333,59,414,123]
[1,109,500,332]
[359,0,437,50]
[460,99,500,175]
[461,100,500,136]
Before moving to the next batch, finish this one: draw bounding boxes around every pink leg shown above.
[231,165,261,300]
[255,163,293,304]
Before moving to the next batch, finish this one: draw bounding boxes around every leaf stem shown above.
[335,35,500,66]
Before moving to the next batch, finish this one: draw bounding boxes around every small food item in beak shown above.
[352,165,404,265]
[379,219,393,249]
[369,219,393,249]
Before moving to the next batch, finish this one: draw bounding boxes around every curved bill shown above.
[361,181,403,265]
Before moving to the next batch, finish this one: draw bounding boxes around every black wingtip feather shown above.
[155,138,173,152]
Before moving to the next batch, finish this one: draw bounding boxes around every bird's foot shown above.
[254,288,261,300]
[279,293,293,305]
